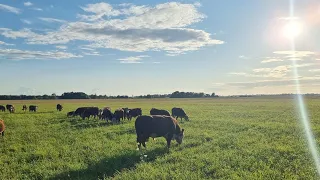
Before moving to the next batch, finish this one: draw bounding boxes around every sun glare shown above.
[283,21,302,39]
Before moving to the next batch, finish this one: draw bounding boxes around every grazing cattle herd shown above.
[0,103,188,149]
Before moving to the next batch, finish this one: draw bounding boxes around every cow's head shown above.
[174,129,185,144]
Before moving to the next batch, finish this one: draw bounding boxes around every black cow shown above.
[100,107,113,122]
[0,105,5,112]
[135,115,184,150]
[56,104,63,111]
[67,111,74,117]
[128,108,142,120]
[0,120,5,137]
[172,107,189,121]
[113,109,124,123]
[75,107,99,119]
[29,105,38,112]
[81,110,92,120]
[150,108,170,116]
[22,105,27,112]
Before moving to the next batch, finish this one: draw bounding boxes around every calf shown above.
[29,105,38,112]
[0,120,5,137]
[172,107,189,121]
[135,115,184,150]
[0,105,5,112]
[150,108,170,116]
[56,104,63,111]
[22,105,28,112]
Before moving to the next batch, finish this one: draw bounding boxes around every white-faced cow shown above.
[135,115,184,150]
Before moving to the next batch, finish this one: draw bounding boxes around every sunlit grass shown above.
[0,98,319,179]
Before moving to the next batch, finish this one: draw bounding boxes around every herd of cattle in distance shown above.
[0,103,188,150]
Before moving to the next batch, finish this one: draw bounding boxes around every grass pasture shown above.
[0,97,320,179]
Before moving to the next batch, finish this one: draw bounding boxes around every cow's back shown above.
[135,115,176,137]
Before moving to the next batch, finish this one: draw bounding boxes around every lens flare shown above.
[283,21,302,39]
[289,0,320,176]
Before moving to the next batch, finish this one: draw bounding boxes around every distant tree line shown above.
[0,91,218,100]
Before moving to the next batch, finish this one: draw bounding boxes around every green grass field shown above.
[1,97,320,179]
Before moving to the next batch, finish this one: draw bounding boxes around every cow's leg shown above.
[2,131,4,136]
[166,134,173,149]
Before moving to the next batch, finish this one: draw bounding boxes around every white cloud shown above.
[21,19,32,25]
[56,45,67,50]
[0,41,14,46]
[153,62,160,64]
[118,55,149,63]
[0,2,223,56]
[79,47,95,51]
[0,28,37,39]
[0,3,21,14]
[24,2,33,6]
[309,69,320,72]
[79,2,121,21]
[0,48,81,60]
[38,17,67,23]
[261,58,283,63]
[229,72,247,75]
[32,7,43,11]
[273,51,315,59]
[82,51,100,56]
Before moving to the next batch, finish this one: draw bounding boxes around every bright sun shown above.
[283,21,302,39]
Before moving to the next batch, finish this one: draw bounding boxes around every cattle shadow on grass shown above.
[50,147,168,180]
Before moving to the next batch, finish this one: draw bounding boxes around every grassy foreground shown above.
[0,97,320,179]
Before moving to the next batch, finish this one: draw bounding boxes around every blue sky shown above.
[0,0,319,95]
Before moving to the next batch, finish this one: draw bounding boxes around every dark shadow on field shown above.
[50,147,168,180]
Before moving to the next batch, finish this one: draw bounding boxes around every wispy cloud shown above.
[239,55,249,59]
[24,2,33,7]
[273,51,315,59]
[32,7,42,11]
[55,45,67,50]
[82,51,100,56]
[21,19,32,25]
[0,48,81,60]
[0,2,223,56]
[261,58,283,63]
[0,3,21,14]
[0,41,14,46]
[118,55,149,63]
[38,17,67,23]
